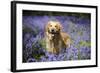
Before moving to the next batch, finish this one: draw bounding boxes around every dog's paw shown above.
[67,44,71,48]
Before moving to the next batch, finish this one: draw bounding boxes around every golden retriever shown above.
[45,21,71,54]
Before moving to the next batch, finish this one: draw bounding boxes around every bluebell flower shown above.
[23,15,91,62]
[27,58,36,62]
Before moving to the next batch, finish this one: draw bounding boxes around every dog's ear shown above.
[45,21,50,32]
[56,21,63,31]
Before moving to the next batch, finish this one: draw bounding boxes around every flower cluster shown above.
[23,15,91,63]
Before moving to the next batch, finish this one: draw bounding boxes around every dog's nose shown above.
[51,29,54,32]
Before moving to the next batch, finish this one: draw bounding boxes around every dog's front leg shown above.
[50,41,55,54]
[46,39,54,53]
[66,39,71,48]
[46,40,51,52]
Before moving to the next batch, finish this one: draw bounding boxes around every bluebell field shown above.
[23,12,91,63]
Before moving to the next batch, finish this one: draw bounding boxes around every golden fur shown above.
[45,21,71,54]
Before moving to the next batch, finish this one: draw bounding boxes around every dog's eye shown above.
[55,25,57,27]
[50,25,52,27]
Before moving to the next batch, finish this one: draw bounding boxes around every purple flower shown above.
[27,58,36,62]
[23,15,91,62]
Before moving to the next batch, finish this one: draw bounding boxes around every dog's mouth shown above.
[50,31,59,34]
[48,29,60,34]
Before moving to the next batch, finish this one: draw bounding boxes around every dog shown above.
[45,21,71,54]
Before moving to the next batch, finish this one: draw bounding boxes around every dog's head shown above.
[45,21,62,34]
